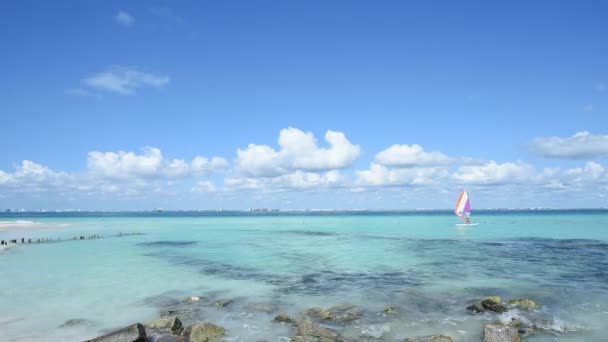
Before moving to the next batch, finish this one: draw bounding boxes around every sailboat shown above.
[454,190,478,226]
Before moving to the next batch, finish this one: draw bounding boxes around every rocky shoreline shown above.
[80,294,574,342]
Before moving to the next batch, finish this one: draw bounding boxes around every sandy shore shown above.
[0,220,70,232]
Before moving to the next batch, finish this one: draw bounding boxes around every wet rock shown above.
[182,323,226,342]
[481,299,507,313]
[145,316,183,335]
[483,322,520,342]
[246,303,276,313]
[404,335,454,342]
[274,312,296,324]
[184,296,202,304]
[153,335,188,342]
[508,298,539,310]
[85,323,147,342]
[328,305,362,323]
[382,307,397,315]
[483,296,502,305]
[466,302,486,313]
[292,320,342,342]
[214,299,233,307]
[59,318,94,328]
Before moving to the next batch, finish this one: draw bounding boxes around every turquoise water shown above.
[1,211,607,341]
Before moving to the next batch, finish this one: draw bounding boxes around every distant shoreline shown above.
[0,208,607,218]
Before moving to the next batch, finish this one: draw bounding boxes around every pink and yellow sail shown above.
[454,190,471,222]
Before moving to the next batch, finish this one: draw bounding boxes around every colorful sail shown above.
[454,190,471,222]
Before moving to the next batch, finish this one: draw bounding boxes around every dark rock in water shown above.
[404,335,454,342]
[483,322,520,342]
[214,299,233,307]
[182,323,226,342]
[466,302,485,313]
[246,302,276,313]
[183,296,203,304]
[145,316,183,335]
[85,323,147,342]
[152,335,187,342]
[292,320,342,342]
[142,295,181,309]
[481,299,507,313]
[303,307,333,320]
[508,298,539,310]
[382,307,397,315]
[59,318,94,328]
[274,312,296,324]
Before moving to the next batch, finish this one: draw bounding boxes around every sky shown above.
[1,1,607,210]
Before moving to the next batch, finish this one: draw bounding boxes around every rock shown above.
[246,303,276,313]
[292,320,342,342]
[85,323,147,342]
[481,299,507,313]
[184,296,201,303]
[215,299,233,307]
[182,323,226,342]
[154,336,188,342]
[466,302,486,313]
[404,335,454,342]
[508,298,539,310]
[274,312,296,324]
[483,296,502,305]
[483,323,520,342]
[145,316,183,335]
[328,305,362,323]
[382,307,397,315]
[59,318,94,328]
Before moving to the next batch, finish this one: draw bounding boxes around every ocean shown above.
[0,210,607,341]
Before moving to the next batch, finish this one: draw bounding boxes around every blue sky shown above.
[1,1,607,210]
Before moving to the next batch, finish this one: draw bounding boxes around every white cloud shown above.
[453,161,535,185]
[225,170,344,191]
[356,163,448,187]
[87,147,228,180]
[374,144,451,167]
[192,181,217,193]
[529,132,608,159]
[0,161,72,192]
[236,127,360,177]
[83,66,169,95]
[115,10,135,27]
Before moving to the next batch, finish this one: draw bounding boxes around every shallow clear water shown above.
[1,211,607,341]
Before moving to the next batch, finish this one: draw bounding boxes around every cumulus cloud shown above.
[115,10,135,27]
[0,161,72,192]
[87,147,228,180]
[374,144,451,167]
[236,127,360,177]
[225,170,343,191]
[83,66,170,95]
[529,132,608,159]
[453,161,535,185]
[356,163,448,187]
[191,181,217,193]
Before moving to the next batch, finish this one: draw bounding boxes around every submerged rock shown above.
[182,323,226,342]
[59,318,94,328]
[85,323,147,342]
[382,307,397,315]
[274,312,296,324]
[292,320,342,342]
[145,316,183,335]
[481,299,507,313]
[466,302,486,314]
[214,299,233,307]
[483,322,520,342]
[508,298,539,310]
[184,296,202,304]
[246,302,277,313]
[404,335,454,342]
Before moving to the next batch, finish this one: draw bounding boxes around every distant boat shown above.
[455,190,476,225]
